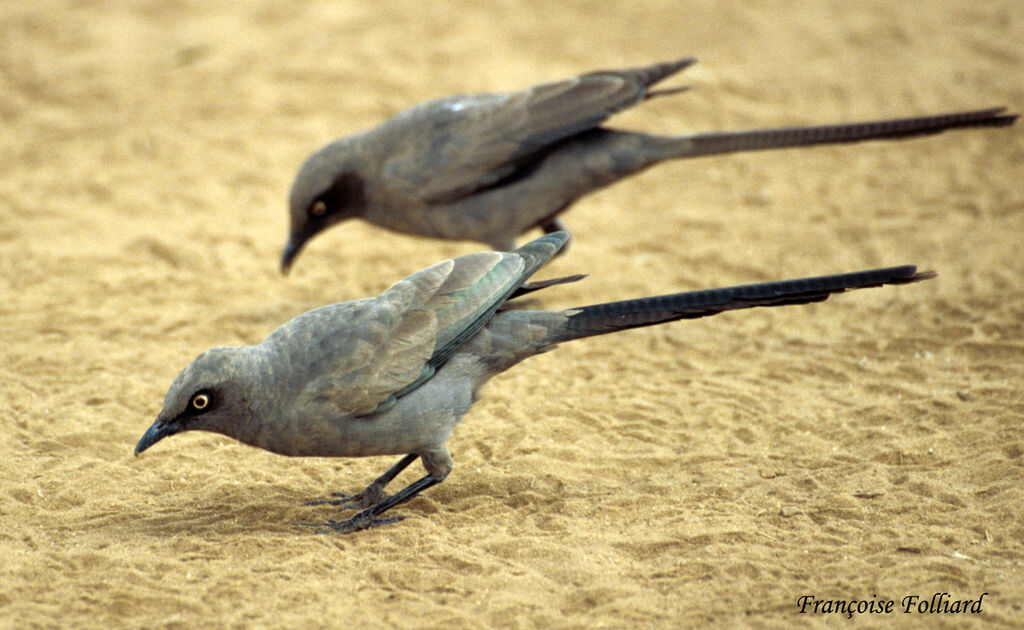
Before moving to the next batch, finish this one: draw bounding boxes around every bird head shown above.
[282,142,367,274]
[135,347,254,455]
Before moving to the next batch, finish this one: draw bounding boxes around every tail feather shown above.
[553,266,935,342]
[674,108,1017,158]
[508,274,588,301]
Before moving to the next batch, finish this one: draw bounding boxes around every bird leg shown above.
[312,447,453,534]
[320,473,446,533]
[304,453,419,509]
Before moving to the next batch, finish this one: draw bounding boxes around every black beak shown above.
[280,237,305,275]
[134,419,179,456]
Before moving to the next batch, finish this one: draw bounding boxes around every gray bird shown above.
[138,232,935,532]
[281,57,1016,272]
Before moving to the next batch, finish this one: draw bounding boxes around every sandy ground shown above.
[1,1,1022,628]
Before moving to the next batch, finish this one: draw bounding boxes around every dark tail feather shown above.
[554,266,936,342]
[675,108,1017,158]
[645,85,692,101]
[509,274,588,301]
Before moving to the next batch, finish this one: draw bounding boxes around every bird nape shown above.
[280,56,1016,271]
[138,232,935,533]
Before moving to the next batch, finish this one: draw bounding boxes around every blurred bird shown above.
[139,232,935,532]
[281,57,1016,272]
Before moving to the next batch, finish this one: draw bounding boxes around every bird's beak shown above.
[280,237,304,275]
[134,418,180,456]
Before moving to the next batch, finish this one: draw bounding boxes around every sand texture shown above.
[1,1,1022,628]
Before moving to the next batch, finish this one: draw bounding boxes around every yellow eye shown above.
[191,393,210,411]
[310,201,327,217]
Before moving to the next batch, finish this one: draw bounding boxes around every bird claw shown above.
[303,495,359,508]
[304,486,385,509]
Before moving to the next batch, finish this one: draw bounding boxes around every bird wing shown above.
[291,233,568,418]
[382,60,695,204]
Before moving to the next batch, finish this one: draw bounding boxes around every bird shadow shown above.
[87,486,325,538]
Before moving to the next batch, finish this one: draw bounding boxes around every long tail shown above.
[669,108,1017,158]
[551,266,935,343]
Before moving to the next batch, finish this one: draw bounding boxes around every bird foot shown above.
[304,485,386,510]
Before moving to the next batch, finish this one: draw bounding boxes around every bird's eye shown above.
[310,200,327,217]
[191,393,210,411]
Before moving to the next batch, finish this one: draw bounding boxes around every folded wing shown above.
[290,233,570,417]
[384,59,696,204]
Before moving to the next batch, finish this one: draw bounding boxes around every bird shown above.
[138,232,935,532]
[281,57,1017,272]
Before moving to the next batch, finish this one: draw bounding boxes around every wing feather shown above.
[287,233,569,418]
[382,60,695,203]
